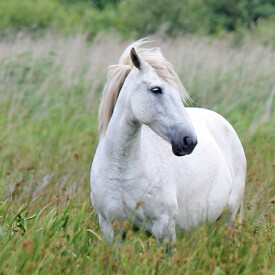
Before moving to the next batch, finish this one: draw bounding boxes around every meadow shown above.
[0,33,274,274]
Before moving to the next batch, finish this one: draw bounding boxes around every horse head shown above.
[122,47,197,156]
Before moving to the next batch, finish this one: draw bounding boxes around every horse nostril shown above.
[183,136,197,154]
[183,136,191,146]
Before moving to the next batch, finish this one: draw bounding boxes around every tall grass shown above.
[0,33,274,274]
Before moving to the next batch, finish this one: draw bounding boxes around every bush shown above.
[0,0,96,34]
[113,0,211,36]
[0,0,274,40]
[114,0,275,36]
[207,0,275,33]
[0,0,63,30]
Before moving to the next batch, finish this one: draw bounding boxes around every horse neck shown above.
[103,98,142,168]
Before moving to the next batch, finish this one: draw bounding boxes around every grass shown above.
[0,32,274,274]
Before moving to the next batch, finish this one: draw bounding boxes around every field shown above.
[0,33,274,274]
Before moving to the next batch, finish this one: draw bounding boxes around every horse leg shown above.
[238,201,243,223]
[227,162,246,226]
[151,216,176,253]
[98,214,114,244]
[224,200,244,229]
[99,214,128,244]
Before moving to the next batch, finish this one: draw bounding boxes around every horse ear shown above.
[130,47,141,69]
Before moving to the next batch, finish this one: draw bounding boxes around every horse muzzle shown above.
[171,135,197,156]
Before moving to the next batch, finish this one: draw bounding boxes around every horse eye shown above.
[150,87,162,94]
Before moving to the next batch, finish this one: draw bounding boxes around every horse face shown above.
[128,48,197,156]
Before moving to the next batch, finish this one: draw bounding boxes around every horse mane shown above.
[98,39,190,137]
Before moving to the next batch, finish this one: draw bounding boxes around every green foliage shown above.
[0,0,63,30]
[118,0,275,36]
[114,0,210,36]
[207,0,275,33]
[0,0,274,42]
[92,0,120,10]
[0,0,94,35]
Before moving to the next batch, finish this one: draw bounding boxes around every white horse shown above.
[90,40,246,245]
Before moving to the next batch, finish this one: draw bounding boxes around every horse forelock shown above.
[98,40,190,137]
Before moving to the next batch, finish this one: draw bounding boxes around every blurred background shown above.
[0,0,274,44]
[0,1,274,274]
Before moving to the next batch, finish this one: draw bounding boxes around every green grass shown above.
[0,33,274,274]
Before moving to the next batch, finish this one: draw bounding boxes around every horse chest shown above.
[92,163,175,223]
